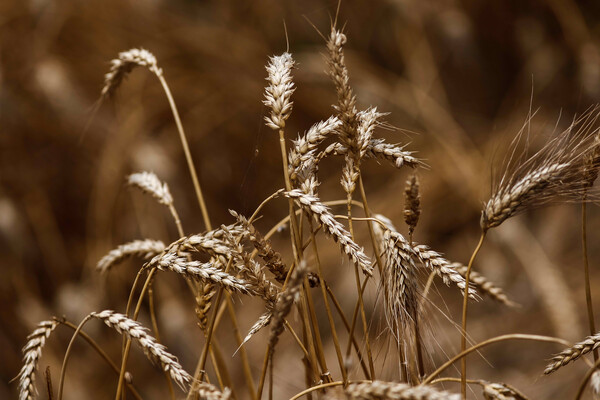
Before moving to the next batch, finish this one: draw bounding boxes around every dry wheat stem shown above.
[92,310,192,390]
[545,332,600,374]
[344,381,460,400]
[17,320,59,400]
[97,239,165,274]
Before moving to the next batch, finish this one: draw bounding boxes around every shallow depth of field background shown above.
[3,0,600,398]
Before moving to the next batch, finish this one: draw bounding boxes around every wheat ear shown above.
[452,263,515,307]
[189,381,232,400]
[17,320,59,400]
[92,310,192,390]
[283,189,373,275]
[263,53,295,130]
[544,332,600,374]
[101,48,160,98]
[127,171,174,205]
[96,239,165,274]
[344,381,460,400]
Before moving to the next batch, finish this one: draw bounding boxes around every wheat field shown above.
[4,1,600,399]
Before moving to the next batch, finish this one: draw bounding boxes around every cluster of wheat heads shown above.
[14,24,600,400]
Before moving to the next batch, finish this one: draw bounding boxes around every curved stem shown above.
[288,380,370,400]
[575,357,600,400]
[422,333,570,385]
[460,231,486,399]
[155,73,211,231]
[582,200,598,361]
[57,314,93,400]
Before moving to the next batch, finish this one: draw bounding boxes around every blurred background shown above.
[3,0,600,398]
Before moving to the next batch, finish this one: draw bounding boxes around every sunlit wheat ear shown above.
[91,310,192,390]
[288,116,341,181]
[149,252,254,295]
[344,381,460,400]
[283,189,373,275]
[101,48,161,99]
[452,262,516,307]
[96,239,165,274]
[17,319,59,400]
[320,138,421,170]
[326,28,357,144]
[381,229,419,340]
[268,261,306,361]
[127,171,173,206]
[403,174,421,237]
[544,331,600,374]
[189,381,232,400]
[482,107,600,231]
[263,52,295,130]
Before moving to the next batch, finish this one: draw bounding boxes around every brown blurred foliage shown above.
[3,0,600,398]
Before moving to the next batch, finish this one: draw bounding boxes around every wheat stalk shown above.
[91,310,192,390]
[96,239,165,274]
[17,320,59,400]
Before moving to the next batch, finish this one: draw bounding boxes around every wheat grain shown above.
[96,239,165,274]
[17,319,59,400]
[92,310,192,390]
[320,139,420,170]
[101,48,160,98]
[344,381,460,400]
[544,332,600,374]
[263,53,295,130]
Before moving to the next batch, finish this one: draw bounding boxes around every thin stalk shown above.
[303,279,330,378]
[582,200,598,361]
[423,333,570,385]
[326,284,371,379]
[289,380,370,400]
[56,319,142,400]
[408,232,425,382]
[461,231,486,399]
[308,218,348,382]
[155,73,211,231]
[57,314,93,400]
[226,300,257,400]
[149,286,175,400]
[575,357,600,400]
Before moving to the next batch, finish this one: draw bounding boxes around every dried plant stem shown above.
[326,283,371,379]
[345,186,376,380]
[308,218,348,382]
[155,73,212,231]
[582,199,598,361]
[460,231,486,399]
[226,301,257,400]
[148,286,175,400]
[57,314,94,400]
[56,319,142,400]
[575,357,600,400]
[423,333,570,386]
